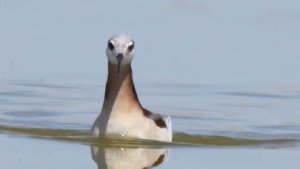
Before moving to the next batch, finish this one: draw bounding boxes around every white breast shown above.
[92,110,172,142]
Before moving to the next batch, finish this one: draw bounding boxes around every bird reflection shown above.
[91,145,167,169]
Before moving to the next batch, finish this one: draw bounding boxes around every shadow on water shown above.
[1,125,299,168]
[0,125,298,148]
[0,125,170,169]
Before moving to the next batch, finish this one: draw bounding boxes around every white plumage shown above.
[91,34,172,142]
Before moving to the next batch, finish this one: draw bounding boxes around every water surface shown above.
[0,79,300,168]
[1,0,300,168]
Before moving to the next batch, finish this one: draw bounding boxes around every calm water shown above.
[0,78,300,168]
[1,0,300,168]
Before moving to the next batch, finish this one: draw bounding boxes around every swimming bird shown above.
[91,34,172,142]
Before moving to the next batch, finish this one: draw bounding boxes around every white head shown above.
[106,34,135,74]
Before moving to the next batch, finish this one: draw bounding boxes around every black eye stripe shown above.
[108,41,114,51]
[128,41,134,52]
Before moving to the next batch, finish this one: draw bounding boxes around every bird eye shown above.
[108,41,114,51]
[128,42,134,52]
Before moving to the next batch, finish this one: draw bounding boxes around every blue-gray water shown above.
[1,0,300,168]
[1,78,300,168]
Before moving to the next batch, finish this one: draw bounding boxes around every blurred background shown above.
[1,0,299,84]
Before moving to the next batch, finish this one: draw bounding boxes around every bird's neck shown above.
[101,62,141,114]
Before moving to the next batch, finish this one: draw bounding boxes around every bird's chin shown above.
[107,56,132,75]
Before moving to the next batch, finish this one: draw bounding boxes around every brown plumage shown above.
[91,34,172,142]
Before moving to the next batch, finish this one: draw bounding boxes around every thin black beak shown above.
[116,54,123,75]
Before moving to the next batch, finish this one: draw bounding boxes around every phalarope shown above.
[91,34,172,142]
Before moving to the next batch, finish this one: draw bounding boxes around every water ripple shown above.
[0,125,298,148]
